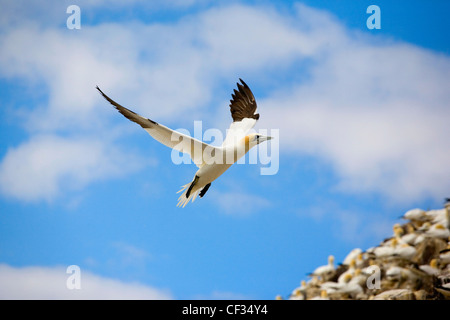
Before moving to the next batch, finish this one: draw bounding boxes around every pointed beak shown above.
[257,136,272,144]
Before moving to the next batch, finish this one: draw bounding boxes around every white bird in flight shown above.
[96,79,272,207]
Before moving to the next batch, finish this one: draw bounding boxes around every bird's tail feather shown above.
[176,181,200,208]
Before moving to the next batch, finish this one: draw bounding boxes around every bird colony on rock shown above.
[279,201,450,300]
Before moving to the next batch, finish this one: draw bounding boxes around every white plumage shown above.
[97,79,271,207]
[310,255,335,279]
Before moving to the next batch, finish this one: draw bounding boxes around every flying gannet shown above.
[96,79,272,207]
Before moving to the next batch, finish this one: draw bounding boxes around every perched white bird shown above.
[411,222,432,245]
[342,248,362,266]
[385,266,404,281]
[336,281,363,298]
[290,280,307,298]
[400,224,419,245]
[427,209,448,226]
[350,268,368,287]
[309,290,329,300]
[401,208,427,221]
[393,243,417,260]
[373,238,398,258]
[321,273,363,297]
[440,248,450,265]
[392,223,404,236]
[338,259,356,284]
[361,262,379,277]
[310,255,335,280]
[355,252,366,268]
[97,79,272,207]
[289,288,305,300]
[413,232,427,245]
[321,275,350,293]
[419,259,439,276]
[385,266,421,284]
[425,223,450,239]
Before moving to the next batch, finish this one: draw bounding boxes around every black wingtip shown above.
[229,78,258,122]
[96,85,105,96]
[199,183,211,198]
[238,78,248,88]
[95,86,120,110]
[96,86,114,105]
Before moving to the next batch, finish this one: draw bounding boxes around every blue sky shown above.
[0,0,449,299]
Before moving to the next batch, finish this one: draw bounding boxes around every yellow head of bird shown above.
[243,133,272,149]
[430,259,438,268]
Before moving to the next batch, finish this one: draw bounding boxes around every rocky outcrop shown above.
[279,203,450,300]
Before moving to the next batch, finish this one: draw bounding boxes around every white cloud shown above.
[0,264,172,299]
[0,0,212,30]
[0,2,448,204]
[0,4,324,129]
[0,3,319,203]
[0,135,143,202]
[259,6,450,204]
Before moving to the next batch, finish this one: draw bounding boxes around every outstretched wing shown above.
[229,78,259,122]
[223,79,259,146]
[97,86,211,168]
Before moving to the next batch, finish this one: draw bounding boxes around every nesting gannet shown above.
[426,208,449,225]
[410,222,433,245]
[321,276,350,292]
[425,223,450,239]
[321,274,363,298]
[373,238,398,258]
[401,208,427,221]
[309,255,335,280]
[419,259,439,276]
[385,266,419,282]
[355,252,366,268]
[439,248,450,264]
[336,281,363,298]
[288,288,305,300]
[309,290,329,300]
[350,268,368,287]
[290,280,307,298]
[361,262,380,279]
[337,259,356,284]
[96,79,272,207]
[393,223,404,236]
[342,248,362,266]
[391,226,406,244]
[417,221,431,232]
[400,224,419,245]
[393,243,417,260]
